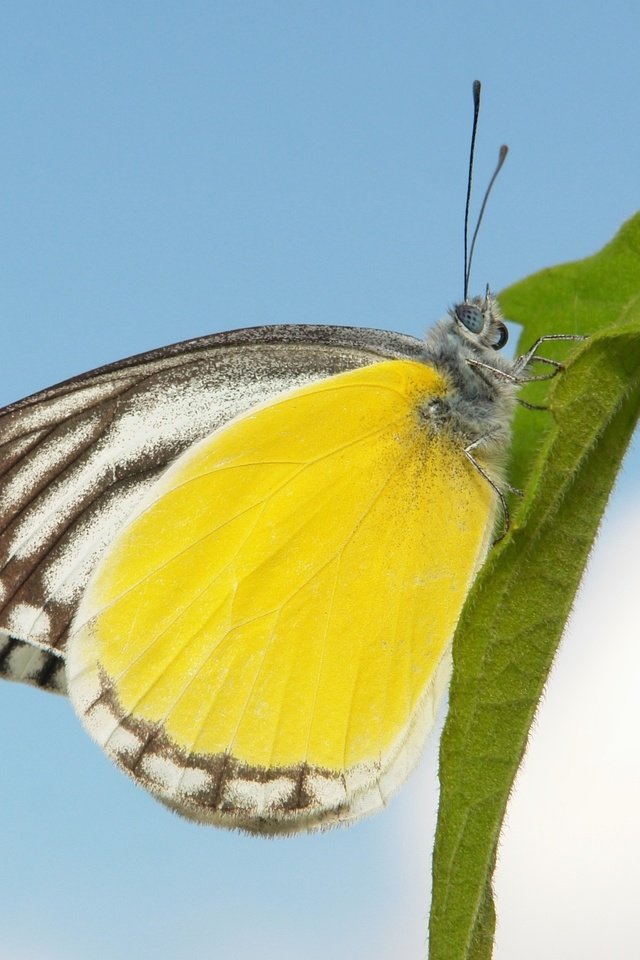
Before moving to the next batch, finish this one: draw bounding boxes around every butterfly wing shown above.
[67,358,496,834]
[0,325,425,694]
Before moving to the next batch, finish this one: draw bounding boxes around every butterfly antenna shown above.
[466,143,509,297]
[463,80,482,302]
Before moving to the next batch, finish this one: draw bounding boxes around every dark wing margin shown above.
[0,633,67,693]
[0,324,425,694]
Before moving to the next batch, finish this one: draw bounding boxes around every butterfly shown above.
[0,83,580,834]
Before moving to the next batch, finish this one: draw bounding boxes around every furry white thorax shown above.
[418,295,519,469]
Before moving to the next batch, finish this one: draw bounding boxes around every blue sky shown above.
[1,3,639,959]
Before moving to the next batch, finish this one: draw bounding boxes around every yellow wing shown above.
[67,358,496,833]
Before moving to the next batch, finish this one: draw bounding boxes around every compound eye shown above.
[455,302,484,334]
[491,321,509,351]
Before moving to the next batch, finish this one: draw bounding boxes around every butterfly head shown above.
[452,288,508,352]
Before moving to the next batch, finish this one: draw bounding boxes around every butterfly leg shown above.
[463,433,521,543]
[466,356,557,386]
[467,333,586,385]
[511,333,588,381]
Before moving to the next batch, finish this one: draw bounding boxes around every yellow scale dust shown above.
[75,359,495,773]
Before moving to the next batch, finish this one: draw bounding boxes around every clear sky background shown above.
[1,3,639,959]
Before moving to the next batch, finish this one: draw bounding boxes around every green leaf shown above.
[428,212,640,960]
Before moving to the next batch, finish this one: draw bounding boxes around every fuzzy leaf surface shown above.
[429,213,640,960]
